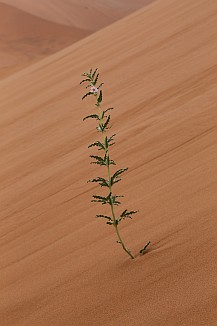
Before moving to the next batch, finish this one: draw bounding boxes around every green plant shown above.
[80,68,150,259]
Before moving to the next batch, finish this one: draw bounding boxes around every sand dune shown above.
[0,0,217,325]
[0,3,90,79]
[0,0,154,79]
[1,0,155,30]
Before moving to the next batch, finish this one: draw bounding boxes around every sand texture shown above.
[0,3,90,79]
[1,0,155,30]
[0,0,153,79]
[0,0,217,325]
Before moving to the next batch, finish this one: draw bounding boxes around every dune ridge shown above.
[0,0,217,325]
[1,0,155,30]
[0,3,90,79]
[0,0,154,79]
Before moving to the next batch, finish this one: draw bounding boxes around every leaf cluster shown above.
[119,209,138,222]
[110,168,128,186]
[96,214,113,225]
[90,154,115,166]
[98,115,110,132]
[80,68,104,103]
[92,193,123,207]
[88,176,109,188]
[87,134,115,152]
[95,208,137,226]
[80,68,98,86]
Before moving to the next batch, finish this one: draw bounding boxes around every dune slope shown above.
[0,0,154,79]
[0,0,217,325]
[0,3,89,79]
[1,0,155,30]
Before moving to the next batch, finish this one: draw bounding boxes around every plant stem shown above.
[97,103,135,259]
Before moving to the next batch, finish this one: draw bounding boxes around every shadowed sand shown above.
[1,0,155,30]
[0,3,90,79]
[0,0,217,325]
[0,0,154,79]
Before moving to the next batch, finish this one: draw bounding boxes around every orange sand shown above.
[0,0,217,325]
[0,3,89,79]
[0,0,154,79]
[1,0,155,30]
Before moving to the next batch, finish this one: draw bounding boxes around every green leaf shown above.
[92,68,98,79]
[119,209,138,221]
[88,177,109,188]
[104,136,108,151]
[96,214,112,221]
[90,155,106,166]
[83,114,100,121]
[113,199,121,206]
[101,115,110,131]
[80,78,90,85]
[90,154,115,166]
[108,134,116,141]
[85,84,93,89]
[88,141,105,150]
[90,161,103,166]
[98,83,104,90]
[82,92,93,100]
[92,193,111,205]
[108,156,116,166]
[104,154,115,166]
[106,154,116,166]
[112,168,128,179]
[92,195,107,205]
[111,168,128,185]
[107,134,116,147]
[111,178,122,186]
[92,73,99,86]
[98,90,103,103]
[102,108,113,119]
[139,241,151,255]
[109,195,122,206]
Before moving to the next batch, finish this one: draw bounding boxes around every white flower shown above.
[90,86,98,94]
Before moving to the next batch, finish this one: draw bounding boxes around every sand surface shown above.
[0,0,217,325]
[1,0,155,30]
[0,0,153,79]
[0,3,90,79]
